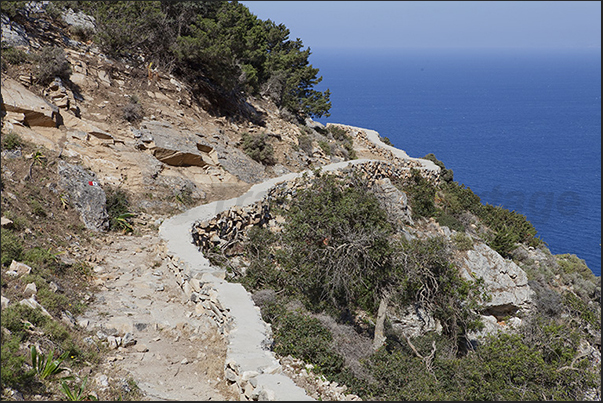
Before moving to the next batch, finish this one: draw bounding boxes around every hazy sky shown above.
[240,1,601,50]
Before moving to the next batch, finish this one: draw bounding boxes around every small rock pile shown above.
[164,253,234,336]
[191,203,273,252]
[278,356,362,401]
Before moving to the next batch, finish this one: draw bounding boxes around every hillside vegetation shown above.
[205,164,601,400]
[1,1,601,401]
[71,0,330,120]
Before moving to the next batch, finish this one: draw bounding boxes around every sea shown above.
[311,47,601,277]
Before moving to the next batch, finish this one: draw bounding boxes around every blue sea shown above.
[312,47,601,277]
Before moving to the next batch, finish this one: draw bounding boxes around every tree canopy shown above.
[71,0,331,119]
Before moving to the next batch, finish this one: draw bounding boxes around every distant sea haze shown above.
[313,47,601,276]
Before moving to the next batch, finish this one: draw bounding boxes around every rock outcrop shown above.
[459,242,533,319]
[1,77,62,127]
[135,120,216,168]
[57,160,109,231]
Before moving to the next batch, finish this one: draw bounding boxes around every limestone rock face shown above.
[136,120,216,167]
[57,161,109,231]
[370,177,413,226]
[387,304,442,339]
[1,78,61,127]
[61,7,96,30]
[211,142,268,184]
[1,14,30,47]
[459,242,533,319]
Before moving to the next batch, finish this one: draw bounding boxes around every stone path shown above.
[77,232,238,401]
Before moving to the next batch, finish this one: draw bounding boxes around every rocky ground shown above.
[76,229,239,401]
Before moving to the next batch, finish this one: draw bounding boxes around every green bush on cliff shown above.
[272,310,345,376]
[423,153,454,183]
[275,171,395,314]
[358,318,597,401]
[1,43,29,67]
[33,46,72,86]
[1,228,23,267]
[405,168,437,219]
[241,132,276,165]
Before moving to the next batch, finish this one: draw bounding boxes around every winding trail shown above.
[158,125,439,400]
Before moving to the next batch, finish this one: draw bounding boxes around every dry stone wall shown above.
[328,123,441,185]
[191,160,434,253]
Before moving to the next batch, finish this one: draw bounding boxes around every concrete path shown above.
[158,126,438,400]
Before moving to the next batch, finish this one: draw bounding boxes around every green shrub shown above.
[22,246,63,274]
[439,181,483,217]
[0,2,23,19]
[34,46,72,86]
[69,25,94,42]
[379,135,393,146]
[1,130,23,150]
[37,288,71,318]
[278,171,394,313]
[44,2,63,20]
[1,304,50,342]
[327,126,348,141]
[405,169,436,218]
[436,212,464,232]
[423,153,453,183]
[362,336,446,400]
[327,126,356,160]
[272,310,345,376]
[395,236,487,344]
[1,333,34,390]
[122,98,144,122]
[1,44,29,66]
[452,232,473,251]
[361,323,595,401]
[1,228,23,267]
[562,291,600,329]
[241,132,275,165]
[239,226,282,292]
[318,140,331,156]
[41,320,71,344]
[556,253,593,278]
[30,198,47,218]
[343,140,357,160]
[105,187,133,232]
[529,279,564,318]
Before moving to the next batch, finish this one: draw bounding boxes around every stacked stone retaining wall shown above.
[191,160,435,253]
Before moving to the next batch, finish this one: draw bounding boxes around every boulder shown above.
[1,217,14,228]
[57,161,109,231]
[370,178,413,226]
[61,8,96,31]
[138,120,212,167]
[9,260,32,277]
[305,117,325,131]
[1,78,62,127]
[19,296,52,317]
[1,295,9,310]
[211,142,267,184]
[459,242,533,319]
[23,283,37,298]
[62,113,113,140]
